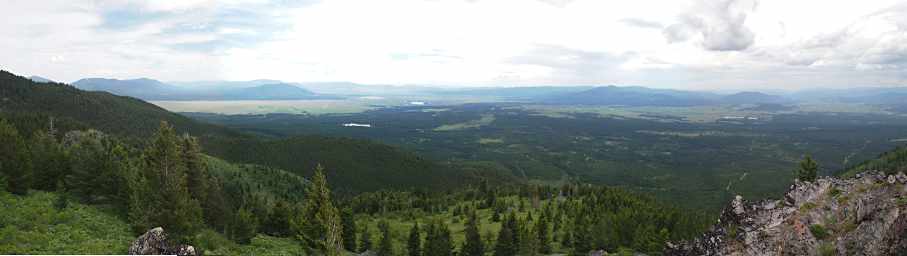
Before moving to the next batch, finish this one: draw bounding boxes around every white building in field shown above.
[342,123,371,128]
[410,101,426,105]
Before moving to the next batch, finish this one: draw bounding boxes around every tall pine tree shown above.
[294,164,343,256]
[341,207,358,251]
[461,211,485,256]
[0,119,32,195]
[377,220,394,256]
[407,222,422,256]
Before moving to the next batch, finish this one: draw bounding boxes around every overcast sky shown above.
[2,0,906,90]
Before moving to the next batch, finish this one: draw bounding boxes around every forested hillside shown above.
[0,70,464,192]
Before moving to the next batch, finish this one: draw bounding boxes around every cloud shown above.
[664,0,758,51]
[620,18,663,29]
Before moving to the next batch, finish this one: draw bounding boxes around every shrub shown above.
[810,224,829,240]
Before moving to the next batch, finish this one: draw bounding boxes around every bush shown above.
[810,224,829,240]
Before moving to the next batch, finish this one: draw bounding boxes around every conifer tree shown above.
[797,155,819,182]
[407,222,422,256]
[28,130,68,191]
[494,212,518,256]
[0,119,32,195]
[377,220,394,256]
[360,224,373,252]
[181,135,208,202]
[263,200,293,237]
[135,121,203,242]
[294,164,343,255]
[461,211,485,256]
[341,207,358,251]
[231,206,259,244]
[536,215,552,254]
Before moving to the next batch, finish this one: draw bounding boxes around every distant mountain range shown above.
[65,75,907,107]
[72,78,331,101]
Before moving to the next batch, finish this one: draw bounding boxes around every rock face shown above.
[666,171,907,256]
[128,227,197,256]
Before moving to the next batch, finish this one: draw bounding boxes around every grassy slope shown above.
[0,191,305,255]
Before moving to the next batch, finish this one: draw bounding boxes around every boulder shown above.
[128,227,197,256]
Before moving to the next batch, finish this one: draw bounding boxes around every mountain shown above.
[791,87,907,105]
[219,83,317,100]
[666,171,907,255]
[0,70,465,192]
[72,78,328,101]
[720,91,790,104]
[28,76,54,83]
[542,85,717,106]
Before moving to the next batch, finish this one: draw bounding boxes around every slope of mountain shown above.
[791,87,907,105]
[3,71,238,138]
[72,78,327,101]
[73,78,180,100]
[542,85,717,106]
[843,146,907,177]
[28,76,54,83]
[720,91,789,104]
[0,70,464,192]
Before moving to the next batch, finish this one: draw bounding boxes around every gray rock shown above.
[128,227,197,256]
[665,172,907,256]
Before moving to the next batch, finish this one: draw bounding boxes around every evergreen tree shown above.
[262,200,293,237]
[407,222,422,256]
[0,119,32,195]
[494,213,518,256]
[202,175,231,233]
[181,135,208,202]
[461,211,485,256]
[797,155,819,182]
[28,130,68,191]
[424,220,453,256]
[133,121,203,242]
[230,207,259,244]
[377,220,394,256]
[341,207,358,251]
[536,213,552,254]
[360,224,373,253]
[294,164,343,255]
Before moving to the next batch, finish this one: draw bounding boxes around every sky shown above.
[1,0,906,91]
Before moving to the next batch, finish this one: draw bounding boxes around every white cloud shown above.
[0,0,905,90]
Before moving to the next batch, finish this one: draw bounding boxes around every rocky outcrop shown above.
[128,227,197,256]
[666,171,907,256]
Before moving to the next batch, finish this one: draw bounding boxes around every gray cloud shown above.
[664,0,757,51]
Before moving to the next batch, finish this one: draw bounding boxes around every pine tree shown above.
[0,119,32,195]
[494,212,518,256]
[263,200,293,237]
[294,164,343,256]
[360,224,373,253]
[377,220,394,256]
[181,135,208,202]
[797,155,819,182]
[231,207,259,244]
[536,214,552,254]
[341,207,358,251]
[461,211,485,256]
[407,222,422,256]
[424,220,453,256]
[134,121,203,242]
[28,130,68,191]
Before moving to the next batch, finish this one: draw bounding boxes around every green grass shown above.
[197,230,307,256]
[435,114,496,131]
[0,191,134,254]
